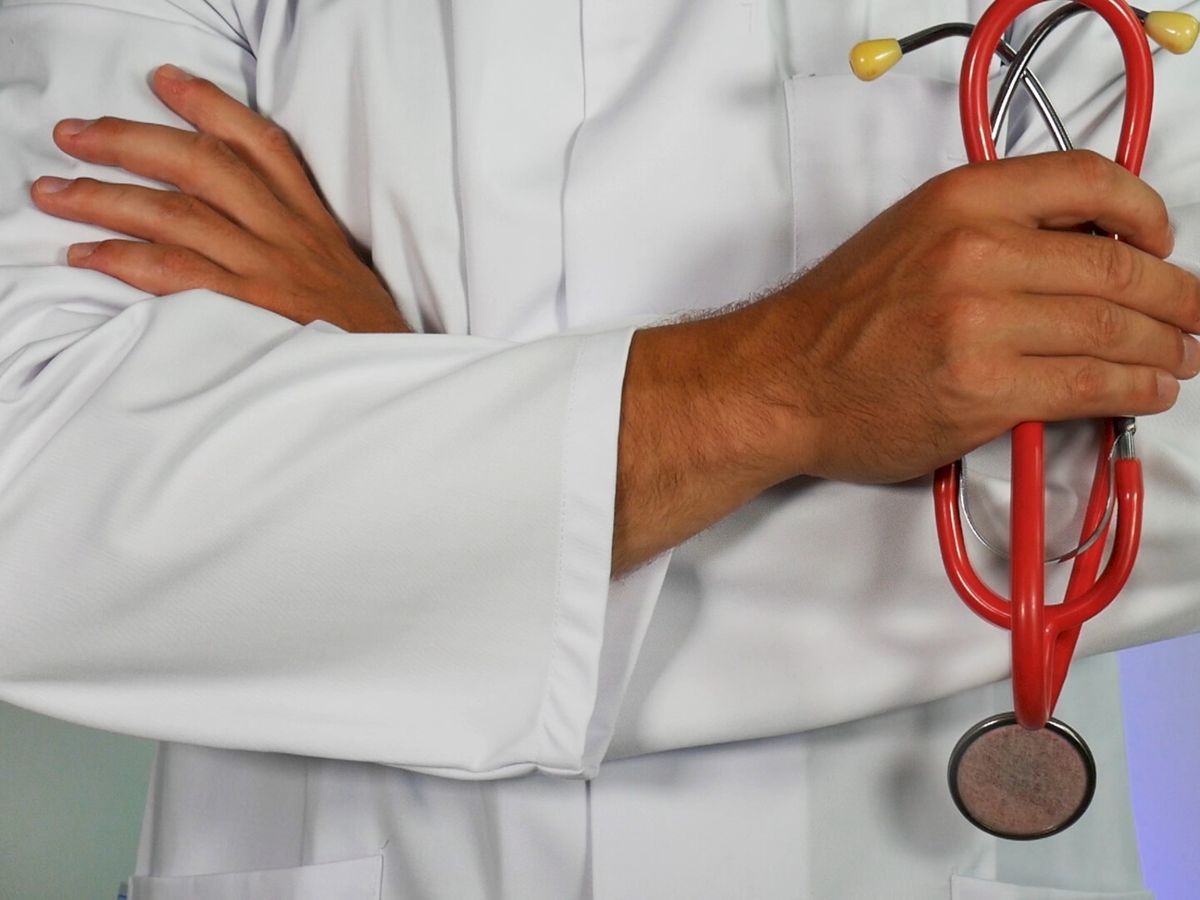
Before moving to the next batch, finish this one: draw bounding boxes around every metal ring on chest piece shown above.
[948,713,1097,840]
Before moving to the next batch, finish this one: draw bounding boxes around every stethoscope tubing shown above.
[940,0,1152,729]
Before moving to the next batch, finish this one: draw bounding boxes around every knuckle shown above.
[261,123,297,158]
[932,225,994,271]
[940,347,1003,406]
[1071,149,1116,195]
[942,294,990,346]
[192,132,244,172]
[922,165,973,212]
[1099,243,1138,294]
[1070,361,1106,403]
[157,247,197,280]
[1086,302,1122,350]
[191,131,227,157]
[161,191,203,222]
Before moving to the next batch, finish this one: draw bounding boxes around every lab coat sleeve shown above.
[0,0,655,780]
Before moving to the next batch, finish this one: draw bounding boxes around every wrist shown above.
[633,310,780,496]
[612,294,818,574]
[718,290,821,487]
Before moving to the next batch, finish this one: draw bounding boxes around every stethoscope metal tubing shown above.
[991,5,1152,147]
[957,418,1137,564]
[896,24,1071,150]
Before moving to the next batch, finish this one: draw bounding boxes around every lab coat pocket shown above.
[950,873,1154,900]
[127,853,383,900]
[783,72,966,270]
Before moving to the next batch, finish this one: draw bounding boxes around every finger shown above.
[1016,357,1178,422]
[999,226,1200,334]
[66,238,247,300]
[958,150,1174,258]
[149,64,340,230]
[998,294,1200,379]
[32,176,271,276]
[51,114,296,250]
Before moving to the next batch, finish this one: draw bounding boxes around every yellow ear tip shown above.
[849,39,903,81]
[1145,11,1199,54]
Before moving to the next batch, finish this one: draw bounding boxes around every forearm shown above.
[613,299,799,576]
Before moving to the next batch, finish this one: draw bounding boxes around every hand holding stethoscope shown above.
[851,1,1197,840]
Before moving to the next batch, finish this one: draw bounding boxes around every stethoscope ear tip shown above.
[1144,11,1199,54]
[849,38,903,80]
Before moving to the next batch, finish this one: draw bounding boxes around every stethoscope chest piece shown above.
[948,713,1097,840]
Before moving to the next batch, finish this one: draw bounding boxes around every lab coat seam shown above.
[438,0,472,337]
[554,0,588,335]
[782,78,798,273]
[298,755,311,865]
[534,339,586,771]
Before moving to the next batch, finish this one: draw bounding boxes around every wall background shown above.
[0,633,1196,899]
[1120,632,1200,900]
[0,703,153,900]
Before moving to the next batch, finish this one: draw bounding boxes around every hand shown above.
[30,64,410,334]
[753,149,1200,484]
[614,150,1200,573]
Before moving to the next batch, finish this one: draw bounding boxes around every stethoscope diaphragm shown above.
[948,713,1097,840]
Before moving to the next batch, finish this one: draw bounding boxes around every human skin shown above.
[30,65,1200,577]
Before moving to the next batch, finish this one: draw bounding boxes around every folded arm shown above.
[3,0,1198,775]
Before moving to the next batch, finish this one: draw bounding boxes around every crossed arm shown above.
[31,65,1200,576]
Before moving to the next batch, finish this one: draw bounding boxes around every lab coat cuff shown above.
[532,323,665,777]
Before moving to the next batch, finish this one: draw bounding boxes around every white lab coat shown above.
[0,0,1196,897]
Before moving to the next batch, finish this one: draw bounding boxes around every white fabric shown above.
[951,875,1152,900]
[0,0,1197,897]
[128,855,383,900]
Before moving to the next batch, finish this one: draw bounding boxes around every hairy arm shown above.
[36,75,1200,579]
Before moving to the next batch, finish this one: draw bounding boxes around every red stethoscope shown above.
[852,1,1197,839]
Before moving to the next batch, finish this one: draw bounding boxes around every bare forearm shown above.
[612,300,799,576]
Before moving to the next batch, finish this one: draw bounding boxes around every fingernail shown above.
[68,242,100,262]
[34,176,73,194]
[1158,371,1180,400]
[1185,336,1200,376]
[158,64,195,82]
[58,118,93,137]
